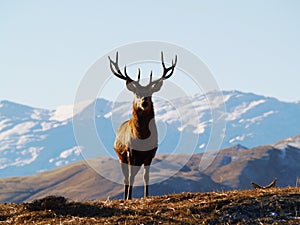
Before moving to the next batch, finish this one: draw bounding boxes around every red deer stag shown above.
[108,52,177,200]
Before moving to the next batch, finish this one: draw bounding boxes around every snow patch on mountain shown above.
[60,146,82,158]
[226,100,266,121]
[0,121,37,140]
[0,119,11,132]
[194,123,206,134]
[0,90,300,178]
[50,104,74,121]
[0,146,43,169]
[50,100,94,121]
[273,135,300,149]
[49,146,83,167]
[229,134,246,143]
[239,110,276,124]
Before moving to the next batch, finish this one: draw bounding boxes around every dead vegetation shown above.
[0,187,299,224]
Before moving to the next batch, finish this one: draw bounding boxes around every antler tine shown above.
[149,70,153,85]
[108,52,133,82]
[161,51,166,68]
[116,51,119,63]
[173,55,178,66]
[160,52,177,80]
[124,65,128,76]
[137,68,141,82]
[164,54,177,79]
[108,51,119,64]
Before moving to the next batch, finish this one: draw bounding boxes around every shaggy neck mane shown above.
[129,103,155,139]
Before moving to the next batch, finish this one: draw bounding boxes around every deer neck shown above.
[130,104,155,139]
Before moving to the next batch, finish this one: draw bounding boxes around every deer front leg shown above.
[143,165,150,198]
[128,164,140,200]
[121,162,129,200]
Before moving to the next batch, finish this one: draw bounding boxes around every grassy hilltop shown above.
[0,187,299,224]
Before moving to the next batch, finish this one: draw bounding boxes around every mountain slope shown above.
[0,135,299,203]
[0,90,300,178]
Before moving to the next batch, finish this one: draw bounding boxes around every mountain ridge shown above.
[0,90,300,178]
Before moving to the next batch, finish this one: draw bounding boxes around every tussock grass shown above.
[0,187,299,224]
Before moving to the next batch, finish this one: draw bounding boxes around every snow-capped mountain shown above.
[0,90,299,178]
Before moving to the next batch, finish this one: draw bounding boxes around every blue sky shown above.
[0,1,299,109]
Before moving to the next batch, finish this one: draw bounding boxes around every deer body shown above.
[114,102,157,199]
[109,52,177,200]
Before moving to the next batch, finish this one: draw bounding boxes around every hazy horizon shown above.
[0,89,299,110]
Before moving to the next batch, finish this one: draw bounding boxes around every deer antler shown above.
[160,52,177,79]
[109,51,177,93]
[251,178,277,189]
[147,52,177,88]
[108,52,141,82]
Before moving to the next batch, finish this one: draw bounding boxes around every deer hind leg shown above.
[143,165,150,198]
[120,162,129,200]
[128,164,140,200]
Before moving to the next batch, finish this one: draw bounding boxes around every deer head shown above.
[108,52,177,112]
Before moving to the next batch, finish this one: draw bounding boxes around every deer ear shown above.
[126,81,137,92]
[151,80,163,93]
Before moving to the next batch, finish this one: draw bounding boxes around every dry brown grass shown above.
[0,187,299,224]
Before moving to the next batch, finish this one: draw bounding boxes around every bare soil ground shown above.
[0,187,299,224]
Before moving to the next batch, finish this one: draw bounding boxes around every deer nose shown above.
[142,101,149,108]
